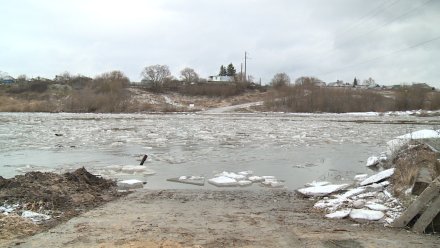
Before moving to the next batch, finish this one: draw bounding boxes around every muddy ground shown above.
[0,168,122,243]
[3,189,439,248]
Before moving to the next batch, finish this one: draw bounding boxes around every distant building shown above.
[327,80,345,87]
[208,75,234,82]
[0,75,15,84]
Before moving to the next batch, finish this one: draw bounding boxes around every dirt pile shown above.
[0,167,122,241]
[389,141,440,199]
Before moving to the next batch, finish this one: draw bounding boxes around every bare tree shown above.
[141,65,172,91]
[270,73,290,88]
[295,76,324,87]
[363,77,376,87]
[180,67,199,84]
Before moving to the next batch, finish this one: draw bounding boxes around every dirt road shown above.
[6,189,440,248]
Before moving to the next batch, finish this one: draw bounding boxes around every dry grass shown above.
[0,215,40,241]
[390,141,440,198]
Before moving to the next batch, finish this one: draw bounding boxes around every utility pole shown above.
[244,51,247,83]
[240,63,243,82]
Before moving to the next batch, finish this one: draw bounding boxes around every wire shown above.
[317,34,440,77]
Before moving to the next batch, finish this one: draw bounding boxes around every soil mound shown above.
[0,167,122,242]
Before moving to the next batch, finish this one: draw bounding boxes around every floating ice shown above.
[208,176,238,187]
[22,210,51,223]
[297,184,350,197]
[167,176,205,186]
[261,178,285,188]
[325,209,351,219]
[354,174,368,181]
[366,156,379,167]
[104,165,156,176]
[117,179,144,190]
[238,171,253,176]
[360,168,395,186]
[215,171,246,181]
[349,209,384,221]
[237,180,253,186]
[248,176,264,182]
[305,181,331,187]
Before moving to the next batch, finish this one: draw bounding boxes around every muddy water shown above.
[1,112,438,189]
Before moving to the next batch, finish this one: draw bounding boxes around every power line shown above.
[313,0,434,66]
[293,0,400,64]
[317,34,440,77]
[337,0,434,47]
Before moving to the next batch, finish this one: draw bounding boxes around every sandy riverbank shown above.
[4,189,439,248]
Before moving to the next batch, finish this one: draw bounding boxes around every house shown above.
[327,80,345,87]
[208,75,234,82]
[0,75,15,84]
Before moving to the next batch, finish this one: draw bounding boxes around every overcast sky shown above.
[1,0,439,86]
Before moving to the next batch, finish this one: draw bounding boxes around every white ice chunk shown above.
[208,176,238,187]
[261,176,276,180]
[117,179,144,190]
[325,209,351,219]
[21,210,51,223]
[397,129,440,140]
[297,184,350,197]
[360,168,395,186]
[305,181,331,187]
[365,203,388,211]
[366,156,379,167]
[237,180,253,186]
[354,174,368,181]
[349,209,384,221]
[261,178,285,188]
[238,171,253,176]
[216,171,246,180]
[314,198,348,212]
[340,187,366,199]
[248,176,264,182]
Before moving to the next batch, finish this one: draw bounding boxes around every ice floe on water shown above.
[117,179,145,190]
[164,170,285,188]
[207,171,285,188]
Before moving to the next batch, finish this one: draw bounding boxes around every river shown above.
[1,112,438,189]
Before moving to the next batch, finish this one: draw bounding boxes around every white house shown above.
[208,75,234,82]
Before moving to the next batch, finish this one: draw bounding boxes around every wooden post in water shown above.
[140,154,148,165]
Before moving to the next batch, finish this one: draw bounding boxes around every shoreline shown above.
[5,189,440,248]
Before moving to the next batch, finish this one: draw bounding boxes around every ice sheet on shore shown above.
[297,184,350,197]
[349,209,384,221]
[365,203,388,211]
[360,168,394,186]
[325,209,351,219]
[386,129,440,155]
